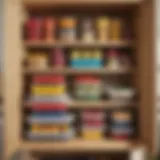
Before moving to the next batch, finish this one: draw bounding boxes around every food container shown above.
[96,17,110,41]
[27,129,75,140]
[44,17,56,41]
[107,87,135,100]
[82,111,105,121]
[110,18,123,41]
[26,17,42,40]
[27,53,48,69]
[27,113,75,124]
[82,130,103,140]
[59,17,77,41]
[52,49,65,68]
[81,18,95,42]
[74,76,102,100]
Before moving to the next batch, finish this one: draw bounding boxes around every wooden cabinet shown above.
[4,0,156,159]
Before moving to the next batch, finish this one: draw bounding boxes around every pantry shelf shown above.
[25,100,136,109]
[24,68,132,75]
[24,41,133,48]
[21,139,139,152]
[23,0,142,8]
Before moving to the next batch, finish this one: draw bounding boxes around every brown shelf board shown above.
[23,68,132,75]
[21,139,139,152]
[24,40,132,48]
[25,100,136,109]
[24,0,143,8]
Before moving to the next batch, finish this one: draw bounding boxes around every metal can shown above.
[26,17,42,40]
[59,17,77,41]
[110,18,122,41]
[44,17,56,41]
[96,17,110,42]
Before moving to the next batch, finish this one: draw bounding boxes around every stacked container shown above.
[27,75,74,140]
[74,76,102,100]
[81,110,105,140]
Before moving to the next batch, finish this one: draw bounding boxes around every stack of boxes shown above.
[81,110,105,140]
[70,50,103,69]
[27,75,74,140]
[74,76,102,100]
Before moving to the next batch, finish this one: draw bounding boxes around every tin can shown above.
[96,17,110,41]
[81,18,95,42]
[44,17,56,41]
[110,18,122,41]
[59,17,77,41]
[26,17,42,40]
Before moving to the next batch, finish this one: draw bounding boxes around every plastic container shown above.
[107,87,135,100]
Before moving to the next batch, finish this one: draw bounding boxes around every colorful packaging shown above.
[59,17,77,41]
[44,17,56,41]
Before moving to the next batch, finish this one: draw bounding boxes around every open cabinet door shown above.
[137,0,156,154]
[4,0,24,159]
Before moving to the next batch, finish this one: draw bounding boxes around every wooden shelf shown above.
[24,0,142,8]
[25,100,136,109]
[24,68,132,75]
[24,40,132,48]
[21,139,138,152]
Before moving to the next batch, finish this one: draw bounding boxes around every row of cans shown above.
[25,16,129,42]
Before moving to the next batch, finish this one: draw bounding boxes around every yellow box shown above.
[82,131,103,140]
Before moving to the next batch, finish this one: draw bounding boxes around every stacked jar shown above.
[74,76,102,100]
[81,110,105,140]
[27,75,74,140]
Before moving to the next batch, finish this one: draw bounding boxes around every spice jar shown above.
[44,17,56,41]
[59,17,77,42]
[96,17,110,42]
[81,18,95,42]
